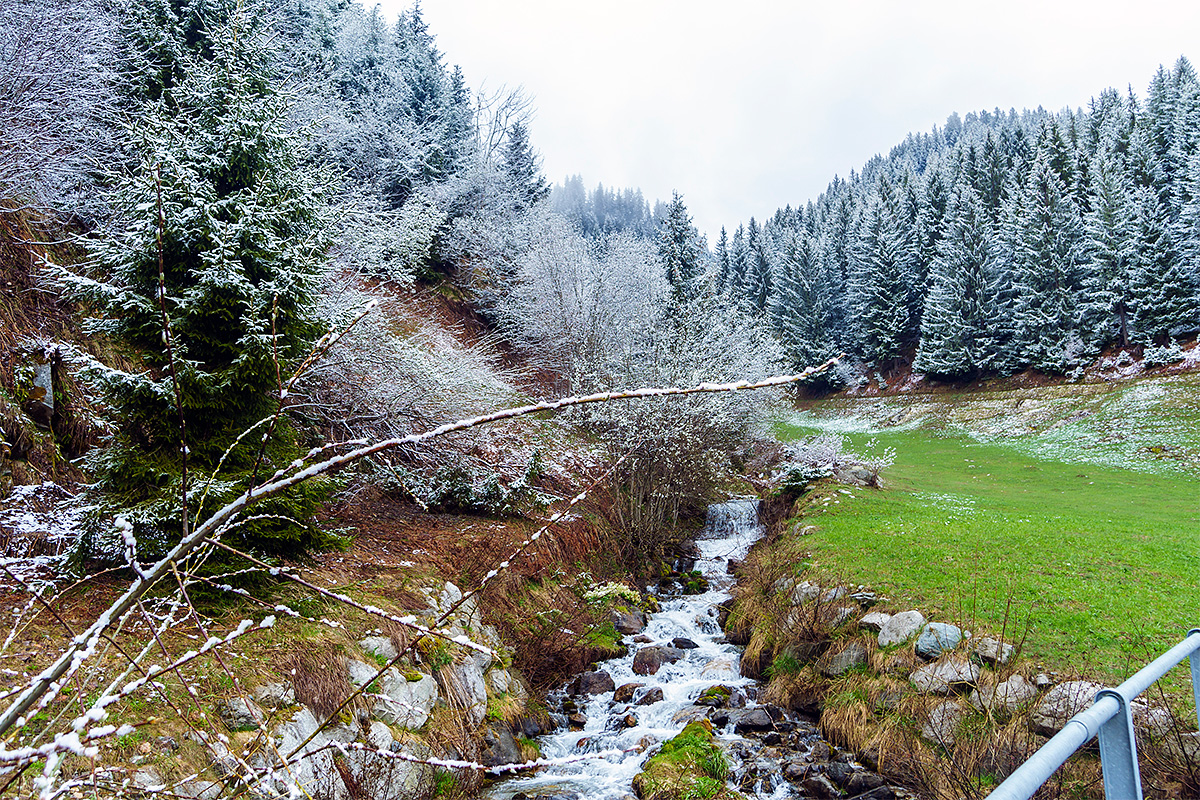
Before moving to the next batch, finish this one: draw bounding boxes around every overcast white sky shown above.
[375,1,1200,239]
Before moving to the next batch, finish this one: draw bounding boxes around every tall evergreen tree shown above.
[1128,186,1198,342]
[501,121,550,210]
[914,188,1004,376]
[63,2,333,557]
[658,192,705,301]
[1007,149,1089,372]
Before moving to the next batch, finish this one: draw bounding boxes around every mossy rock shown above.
[632,720,745,800]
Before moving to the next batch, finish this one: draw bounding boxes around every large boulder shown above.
[878,611,926,647]
[614,682,645,703]
[859,611,892,632]
[480,722,523,768]
[632,646,684,675]
[375,670,438,729]
[437,657,489,725]
[216,697,264,731]
[910,657,980,694]
[612,607,647,635]
[970,674,1037,715]
[971,637,1015,666]
[1029,681,1106,737]
[819,641,869,677]
[921,700,964,746]
[570,670,616,696]
[915,623,963,660]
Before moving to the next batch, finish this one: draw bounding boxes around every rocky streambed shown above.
[485,499,912,800]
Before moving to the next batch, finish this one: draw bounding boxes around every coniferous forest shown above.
[714,61,1200,382]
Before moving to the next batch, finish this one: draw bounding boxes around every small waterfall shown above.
[486,498,764,800]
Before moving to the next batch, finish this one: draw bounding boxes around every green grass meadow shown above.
[776,386,1200,693]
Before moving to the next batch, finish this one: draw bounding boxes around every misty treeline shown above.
[719,58,1200,381]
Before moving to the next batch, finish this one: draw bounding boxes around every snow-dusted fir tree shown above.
[914,187,1004,376]
[1082,130,1137,346]
[63,3,333,558]
[658,192,705,301]
[739,218,774,313]
[849,176,920,365]
[767,227,841,373]
[502,121,550,211]
[1128,185,1197,343]
[1006,147,1090,373]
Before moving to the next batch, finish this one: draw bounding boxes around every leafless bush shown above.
[0,0,116,211]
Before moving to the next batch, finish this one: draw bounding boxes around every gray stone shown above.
[480,722,523,768]
[671,706,712,726]
[921,701,963,746]
[915,622,963,660]
[216,696,264,731]
[801,774,841,798]
[132,768,164,791]
[970,674,1037,715]
[486,667,513,696]
[1034,672,1054,688]
[910,657,980,694]
[571,670,616,695]
[1029,681,1106,737]
[635,687,664,706]
[176,781,223,799]
[823,605,857,628]
[819,641,869,677]
[1165,731,1200,769]
[822,586,849,602]
[1132,700,1175,738]
[360,635,399,661]
[374,669,438,729]
[971,637,1015,666]
[877,610,926,647]
[789,581,820,605]
[613,682,645,703]
[254,681,295,708]
[346,659,380,688]
[437,657,488,725]
[632,646,684,675]
[611,608,646,635]
[671,637,700,649]
[859,611,892,632]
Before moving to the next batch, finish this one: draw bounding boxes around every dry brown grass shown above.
[283,645,357,722]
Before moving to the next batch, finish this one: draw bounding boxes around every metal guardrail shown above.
[989,628,1200,799]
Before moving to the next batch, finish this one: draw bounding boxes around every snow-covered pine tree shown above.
[767,228,840,373]
[739,218,774,314]
[848,176,920,366]
[658,192,705,302]
[913,187,1003,376]
[502,121,551,211]
[63,2,334,559]
[1082,130,1137,347]
[1128,185,1198,343]
[1007,147,1090,373]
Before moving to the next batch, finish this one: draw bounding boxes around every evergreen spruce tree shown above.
[913,188,1003,376]
[1082,139,1136,346]
[849,177,920,365]
[1128,185,1198,342]
[767,229,840,372]
[658,192,705,301]
[501,121,550,210]
[740,220,775,314]
[1007,149,1089,372]
[64,3,333,559]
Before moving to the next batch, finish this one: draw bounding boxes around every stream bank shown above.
[484,499,913,800]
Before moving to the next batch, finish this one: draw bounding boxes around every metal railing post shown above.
[1190,628,1200,732]
[1095,689,1142,800]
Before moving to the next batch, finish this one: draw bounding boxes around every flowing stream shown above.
[487,498,770,800]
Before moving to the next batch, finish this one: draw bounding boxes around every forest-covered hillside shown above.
[719,61,1200,381]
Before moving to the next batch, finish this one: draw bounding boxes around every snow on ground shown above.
[0,482,88,591]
